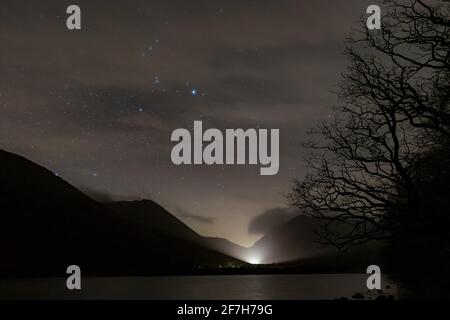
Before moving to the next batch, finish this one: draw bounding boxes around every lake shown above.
[0,274,398,300]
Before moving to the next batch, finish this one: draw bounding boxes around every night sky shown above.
[0,0,375,247]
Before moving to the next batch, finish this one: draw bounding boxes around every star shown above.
[191,89,198,96]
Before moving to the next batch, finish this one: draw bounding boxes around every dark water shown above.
[0,274,398,300]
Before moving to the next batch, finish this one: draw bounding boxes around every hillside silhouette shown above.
[0,149,388,277]
[108,200,249,262]
[0,149,245,277]
[250,214,387,271]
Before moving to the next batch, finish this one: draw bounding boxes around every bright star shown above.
[191,89,198,96]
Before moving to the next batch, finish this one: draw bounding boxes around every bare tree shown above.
[289,0,450,251]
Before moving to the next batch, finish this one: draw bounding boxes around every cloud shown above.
[180,212,216,224]
[80,187,139,203]
[248,207,301,235]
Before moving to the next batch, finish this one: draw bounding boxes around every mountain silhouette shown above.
[0,149,244,277]
[108,200,250,262]
[249,215,330,264]
[249,214,386,270]
[0,148,386,276]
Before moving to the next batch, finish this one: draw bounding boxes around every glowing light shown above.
[247,255,262,265]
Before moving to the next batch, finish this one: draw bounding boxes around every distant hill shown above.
[249,215,330,264]
[0,149,244,277]
[249,214,387,271]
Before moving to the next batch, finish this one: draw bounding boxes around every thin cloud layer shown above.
[248,207,301,235]
[0,0,375,246]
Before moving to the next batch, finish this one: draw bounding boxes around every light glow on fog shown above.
[247,255,262,265]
